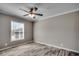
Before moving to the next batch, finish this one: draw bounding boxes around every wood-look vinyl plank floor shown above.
[0,43,79,56]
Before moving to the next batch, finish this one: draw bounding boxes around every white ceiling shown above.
[0,3,79,22]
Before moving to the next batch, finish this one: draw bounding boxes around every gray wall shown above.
[34,11,79,52]
[0,14,33,49]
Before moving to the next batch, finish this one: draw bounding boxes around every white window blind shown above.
[11,21,24,41]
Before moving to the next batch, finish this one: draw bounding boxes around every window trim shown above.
[11,20,24,42]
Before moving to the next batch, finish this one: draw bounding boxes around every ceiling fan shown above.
[19,7,43,19]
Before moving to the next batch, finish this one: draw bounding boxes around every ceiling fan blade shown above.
[35,13,43,16]
[29,7,38,12]
[23,14,29,16]
[19,8,29,13]
[29,7,33,12]
[34,7,38,11]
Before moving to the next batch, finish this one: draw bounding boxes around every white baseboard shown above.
[1,40,79,53]
[0,40,33,51]
[35,41,79,53]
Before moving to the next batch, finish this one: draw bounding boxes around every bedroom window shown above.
[11,21,24,41]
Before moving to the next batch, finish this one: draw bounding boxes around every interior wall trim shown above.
[35,41,79,53]
[0,40,33,52]
[37,8,79,22]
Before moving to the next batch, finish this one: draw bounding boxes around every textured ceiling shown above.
[0,3,79,22]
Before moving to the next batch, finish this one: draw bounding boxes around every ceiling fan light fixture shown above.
[19,6,43,19]
[29,14,35,18]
